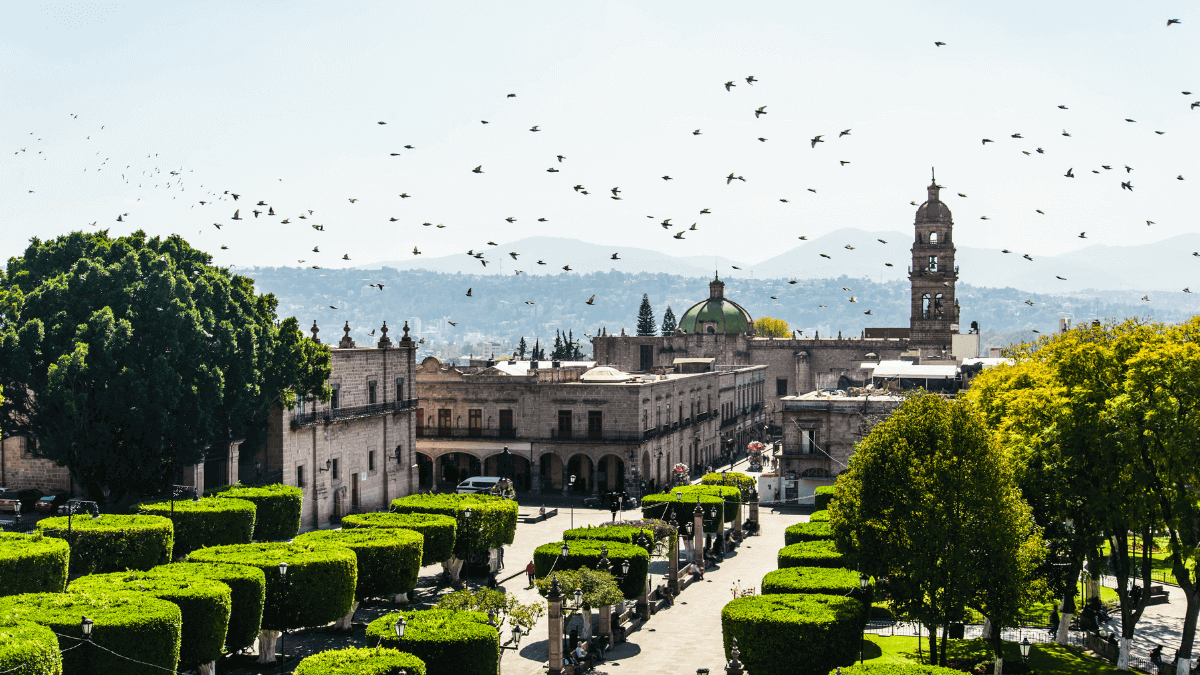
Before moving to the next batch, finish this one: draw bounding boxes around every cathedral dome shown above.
[677,276,754,335]
[915,199,952,223]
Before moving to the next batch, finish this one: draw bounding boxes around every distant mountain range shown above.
[364,230,1200,294]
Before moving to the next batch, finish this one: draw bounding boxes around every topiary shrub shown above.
[761,567,872,622]
[778,540,849,569]
[785,522,833,545]
[0,620,62,675]
[295,528,422,599]
[562,525,654,545]
[0,591,181,675]
[532,540,649,599]
[134,496,256,558]
[366,610,498,675]
[69,571,232,667]
[810,509,830,522]
[0,533,70,596]
[722,593,862,675]
[341,512,456,566]
[154,562,265,653]
[815,485,838,510]
[187,541,356,630]
[701,471,756,500]
[641,490,734,532]
[830,664,965,675]
[207,484,302,541]
[37,514,173,575]
[390,494,517,560]
[294,646,427,675]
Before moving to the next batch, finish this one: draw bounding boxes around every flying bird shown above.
[1079,232,1087,238]
[958,193,968,198]
[819,253,831,259]
[562,265,572,271]
[529,126,540,132]
[399,193,410,198]
[1121,181,1133,191]
[700,208,710,214]
[1064,168,1074,178]
[1023,254,1033,261]
[557,155,565,162]
[934,41,945,46]
[611,187,621,196]
[1058,105,1068,109]
[312,246,320,253]
[673,232,685,239]
[839,129,851,137]
[662,175,673,180]
[1036,209,1044,214]
[509,252,519,260]
[877,239,888,244]
[611,253,620,260]
[586,295,595,305]
[745,75,757,85]
[840,161,850,166]
[1141,295,1150,301]
[754,106,767,118]
[472,165,483,173]
[232,210,241,220]
[1011,133,1023,138]
[724,81,736,91]
[213,223,222,229]
[342,254,351,260]
[771,295,778,300]
[982,139,994,144]
[693,129,702,135]
[412,246,421,255]
[810,135,824,148]
[1125,165,1133,173]
[1025,300,1034,306]
[1168,19,1182,25]
[1147,220,1155,226]
[1125,119,1136,123]
[377,121,387,125]
[758,137,767,142]
[798,236,808,240]
[348,198,357,203]
[863,310,873,315]
[1062,130,1071,137]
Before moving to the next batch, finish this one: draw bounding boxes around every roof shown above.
[916,200,953,223]
[579,366,634,382]
[678,297,753,335]
[863,360,958,379]
[672,358,715,364]
[488,360,596,376]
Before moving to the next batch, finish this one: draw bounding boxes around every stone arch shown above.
[539,452,564,491]
[566,453,594,494]
[596,454,626,493]
[483,451,532,492]
[436,451,482,491]
[641,451,651,490]
[416,452,434,490]
[800,467,830,478]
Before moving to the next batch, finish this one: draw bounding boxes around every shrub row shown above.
[187,541,356,631]
[0,533,69,597]
[810,510,830,522]
[366,610,498,675]
[69,571,232,667]
[295,646,428,675]
[721,593,863,675]
[135,496,256,558]
[785,522,833,545]
[154,561,265,653]
[38,514,173,575]
[762,566,873,622]
[295,527,423,599]
[640,491,732,532]
[831,665,966,675]
[700,471,756,499]
[562,525,654,545]
[0,621,62,675]
[390,494,518,560]
[342,512,456,566]
[0,591,182,675]
[208,484,303,541]
[533,540,649,599]
[814,485,838,510]
[778,540,849,569]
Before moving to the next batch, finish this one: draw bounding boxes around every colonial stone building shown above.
[261,321,418,531]
[908,172,960,357]
[414,356,767,498]
[0,436,71,494]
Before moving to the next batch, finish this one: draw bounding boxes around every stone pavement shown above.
[1101,576,1192,668]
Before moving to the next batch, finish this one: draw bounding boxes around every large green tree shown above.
[636,294,656,336]
[829,394,1043,667]
[660,306,677,335]
[0,231,331,502]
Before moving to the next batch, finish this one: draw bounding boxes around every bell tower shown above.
[908,169,959,357]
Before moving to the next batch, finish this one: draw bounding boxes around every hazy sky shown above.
[3,1,1196,279]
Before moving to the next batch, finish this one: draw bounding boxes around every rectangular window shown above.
[438,409,451,437]
[368,380,377,405]
[777,378,788,396]
[558,410,572,439]
[588,411,602,440]
[499,409,514,438]
[643,408,649,430]
[331,458,340,480]
[395,377,405,402]
[416,408,424,436]
[656,405,662,427]
[801,430,813,455]
[469,409,482,437]
[331,384,340,409]
[368,451,375,472]
[296,465,305,488]
[928,255,938,272]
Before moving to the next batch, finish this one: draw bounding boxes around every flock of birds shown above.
[11,18,1197,340]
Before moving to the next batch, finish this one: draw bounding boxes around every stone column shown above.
[547,576,564,674]
[749,495,759,524]
[668,529,679,592]
[598,604,611,640]
[636,576,650,618]
[693,501,705,571]
[733,497,743,538]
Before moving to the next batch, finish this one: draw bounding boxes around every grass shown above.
[874,583,1120,627]
[862,636,1141,675]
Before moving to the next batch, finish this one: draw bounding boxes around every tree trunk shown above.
[198,660,217,675]
[994,656,1004,675]
[1057,613,1073,645]
[1118,636,1132,671]
[582,606,593,638]
[444,557,464,583]
[256,630,280,663]
[1171,557,1198,675]
[335,601,359,630]
[939,624,949,668]
[929,624,938,666]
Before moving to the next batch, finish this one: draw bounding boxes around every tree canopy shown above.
[636,294,656,336]
[661,306,677,335]
[754,316,789,337]
[0,230,331,502]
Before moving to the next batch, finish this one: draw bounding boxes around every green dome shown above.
[677,277,754,335]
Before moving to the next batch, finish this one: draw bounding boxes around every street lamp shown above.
[499,624,523,675]
[569,475,577,528]
[81,615,94,675]
[1020,637,1032,669]
[561,542,570,559]
[278,561,289,672]
[463,507,473,582]
[574,587,584,609]
[859,573,870,663]
[394,616,406,638]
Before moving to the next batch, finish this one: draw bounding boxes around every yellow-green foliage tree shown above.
[754,317,789,337]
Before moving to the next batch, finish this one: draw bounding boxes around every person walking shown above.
[525,560,536,587]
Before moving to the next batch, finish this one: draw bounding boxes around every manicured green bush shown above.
[366,610,498,675]
[831,664,965,675]
[295,528,422,599]
[722,593,862,675]
[0,533,70,596]
[134,496,256,558]
[785,521,833,545]
[0,591,181,675]
[778,540,849,569]
[562,525,654,545]
[761,566,872,622]
[69,571,232,667]
[533,540,649,599]
[641,490,733,532]
[0,621,62,675]
[208,484,302,541]
[390,494,517,560]
[187,541,356,630]
[810,509,830,522]
[341,512,456,566]
[294,646,427,675]
[701,471,756,500]
[154,561,265,653]
[815,485,838,510]
[37,514,173,574]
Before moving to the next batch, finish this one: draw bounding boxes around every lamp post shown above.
[394,615,406,639]
[860,573,870,663]
[1020,637,1032,672]
[498,624,523,675]
[81,615,94,675]
[568,475,577,528]
[464,506,474,582]
[278,561,288,672]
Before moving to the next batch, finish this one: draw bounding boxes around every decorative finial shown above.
[400,321,411,343]
[378,321,393,348]
[338,321,355,349]
[310,320,321,344]
[932,166,936,183]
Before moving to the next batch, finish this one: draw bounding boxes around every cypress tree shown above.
[636,293,657,336]
[517,336,528,359]
[661,306,677,335]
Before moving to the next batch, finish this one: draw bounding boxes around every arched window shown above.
[921,293,931,318]
[929,231,938,244]
[934,293,944,318]
[928,255,938,272]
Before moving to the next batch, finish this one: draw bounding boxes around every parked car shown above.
[0,487,16,512]
[583,491,638,510]
[456,476,504,495]
[35,492,71,512]
[16,489,45,513]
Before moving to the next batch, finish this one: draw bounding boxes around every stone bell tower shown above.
[908,169,959,358]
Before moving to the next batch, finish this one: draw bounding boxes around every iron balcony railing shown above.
[417,427,518,439]
[291,398,419,428]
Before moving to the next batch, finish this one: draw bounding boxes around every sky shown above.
[2,1,1197,282]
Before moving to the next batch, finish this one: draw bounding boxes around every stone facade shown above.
[264,321,418,531]
[0,436,72,493]
[414,357,768,498]
[908,172,960,356]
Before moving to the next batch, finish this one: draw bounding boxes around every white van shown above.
[456,476,503,495]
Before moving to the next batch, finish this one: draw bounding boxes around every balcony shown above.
[291,398,419,428]
[417,427,518,440]
[549,428,647,444]
[720,416,738,429]
[696,411,711,423]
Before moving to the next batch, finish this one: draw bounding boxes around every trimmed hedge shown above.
[341,512,456,566]
[154,562,265,653]
[810,509,830,522]
[208,484,302,541]
[390,494,518,560]
[533,539,649,599]
[641,491,732,533]
[69,571,232,667]
[0,591,181,675]
[0,533,70,596]
[815,485,838,510]
[187,541,356,630]
[701,471,756,499]
[762,567,872,622]
[722,593,862,675]
[37,514,173,575]
[831,664,966,675]
[295,528,423,599]
[0,621,62,675]
[367,610,498,675]
[778,540,849,569]
[562,525,654,545]
[135,496,256,558]
[295,646,428,675]
[785,522,833,545]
